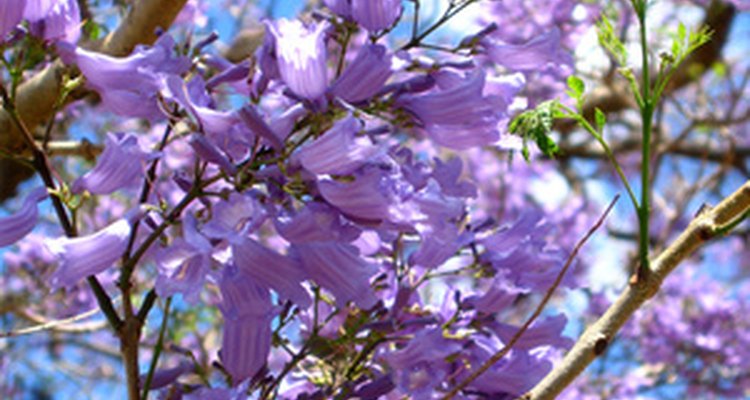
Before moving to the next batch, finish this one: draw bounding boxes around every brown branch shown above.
[0,0,189,202]
[521,180,750,400]
[442,195,619,399]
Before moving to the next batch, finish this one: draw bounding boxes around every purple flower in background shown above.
[24,0,80,43]
[352,0,402,32]
[71,132,154,194]
[155,214,213,304]
[330,44,393,103]
[0,0,26,39]
[432,157,477,198]
[480,28,570,71]
[0,187,48,247]
[47,207,147,289]
[297,115,379,175]
[265,18,329,100]
[58,34,190,120]
[218,266,276,382]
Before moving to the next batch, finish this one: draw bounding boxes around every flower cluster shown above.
[0,0,601,398]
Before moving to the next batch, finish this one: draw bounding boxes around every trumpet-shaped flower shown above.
[218,266,276,382]
[396,70,504,149]
[330,44,393,103]
[0,1,26,40]
[155,214,213,304]
[71,132,154,195]
[0,187,48,247]
[47,207,146,289]
[25,0,80,43]
[58,34,190,120]
[265,18,329,100]
[479,28,570,71]
[352,0,402,32]
[297,115,379,175]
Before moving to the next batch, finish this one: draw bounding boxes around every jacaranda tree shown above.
[1,0,749,399]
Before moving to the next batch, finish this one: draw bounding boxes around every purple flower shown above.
[218,266,276,382]
[431,157,477,198]
[491,314,573,350]
[230,236,311,308]
[461,347,552,396]
[297,115,379,175]
[0,0,26,39]
[0,187,48,247]
[352,0,402,32]
[275,202,360,244]
[324,0,351,18]
[184,381,250,400]
[71,132,154,194]
[265,18,329,100]
[162,75,241,139]
[330,44,393,103]
[155,214,213,304]
[58,34,191,120]
[318,166,393,223]
[464,278,527,314]
[385,329,461,398]
[396,70,503,149]
[188,133,237,175]
[480,27,570,71]
[138,361,192,390]
[291,242,378,309]
[24,0,80,43]
[47,207,147,289]
[237,105,284,150]
[201,192,267,241]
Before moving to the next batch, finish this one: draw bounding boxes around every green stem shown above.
[561,106,639,213]
[141,297,172,400]
[637,2,653,273]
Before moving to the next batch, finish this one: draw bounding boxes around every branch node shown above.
[593,334,609,356]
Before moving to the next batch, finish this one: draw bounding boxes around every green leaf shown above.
[596,16,628,66]
[508,100,561,161]
[567,75,585,99]
[595,107,607,131]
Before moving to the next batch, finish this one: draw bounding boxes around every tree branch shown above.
[521,180,750,400]
[0,0,189,202]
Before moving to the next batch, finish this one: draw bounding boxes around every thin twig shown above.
[0,299,120,338]
[443,195,620,399]
[522,181,750,400]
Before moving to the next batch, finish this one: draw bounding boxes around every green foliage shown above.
[597,16,628,66]
[566,75,586,111]
[509,100,561,161]
[595,107,607,132]
[669,22,712,66]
